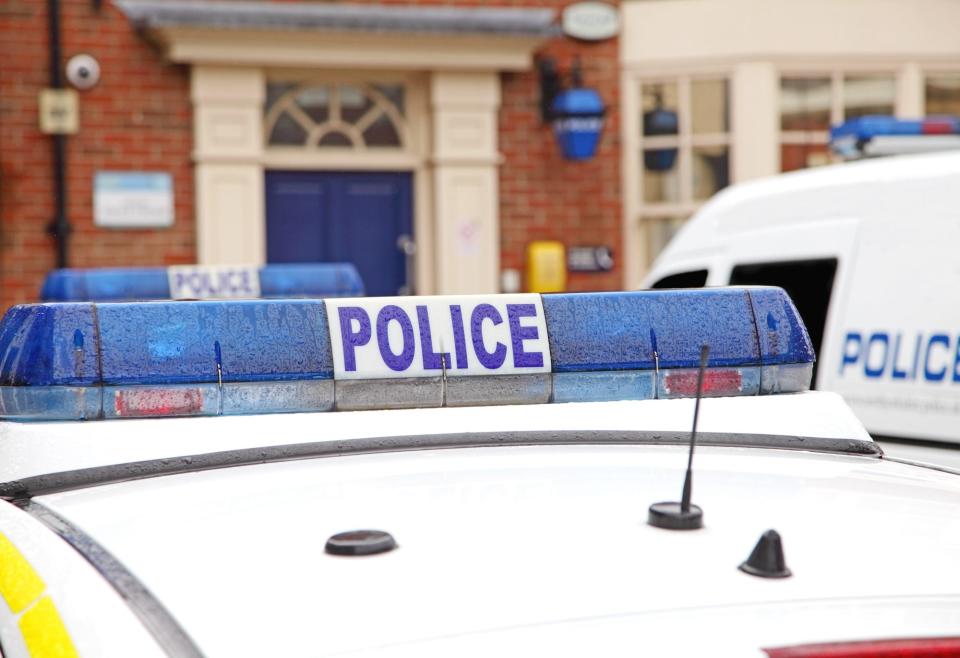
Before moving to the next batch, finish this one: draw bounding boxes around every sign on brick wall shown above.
[94,171,174,228]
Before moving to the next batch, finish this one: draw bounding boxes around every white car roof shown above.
[6,392,960,656]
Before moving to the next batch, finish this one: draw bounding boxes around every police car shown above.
[40,263,365,302]
[1,288,959,657]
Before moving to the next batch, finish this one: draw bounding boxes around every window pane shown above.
[643,150,680,203]
[318,131,353,147]
[340,85,374,124]
[295,86,331,124]
[373,83,406,116]
[691,79,729,134]
[645,216,687,263]
[780,77,831,131]
[925,74,960,115]
[641,82,679,137]
[650,269,707,289]
[268,113,307,145]
[692,146,729,200]
[362,115,402,147]
[843,75,895,120]
[266,82,296,113]
[780,142,830,172]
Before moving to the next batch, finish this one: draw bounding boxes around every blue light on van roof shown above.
[0,288,814,421]
[40,263,365,302]
[830,115,960,158]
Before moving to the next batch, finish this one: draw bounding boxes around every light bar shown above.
[0,287,814,421]
[830,115,960,159]
[40,263,365,302]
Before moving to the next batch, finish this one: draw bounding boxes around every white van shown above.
[644,151,960,443]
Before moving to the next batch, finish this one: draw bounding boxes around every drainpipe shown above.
[47,0,70,268]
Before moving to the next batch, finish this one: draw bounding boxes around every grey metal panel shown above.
[115,0,559,37]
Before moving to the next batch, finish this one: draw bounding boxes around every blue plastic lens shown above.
[0,287,814,421]
[41,263,364,302]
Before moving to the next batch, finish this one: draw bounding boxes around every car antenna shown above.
[648,344,709,530]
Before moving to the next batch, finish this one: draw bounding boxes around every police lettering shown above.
[337,303,544,373]
[172,270,255,298]
[839,330,960,384]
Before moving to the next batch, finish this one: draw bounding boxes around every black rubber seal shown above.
[0,430,882,501]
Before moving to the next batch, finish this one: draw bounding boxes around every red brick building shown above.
[0,0,621,308]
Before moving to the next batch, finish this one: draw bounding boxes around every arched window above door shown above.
[265,81,407,149]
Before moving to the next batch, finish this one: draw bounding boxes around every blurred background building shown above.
[2,0,960,307]
[0,0,621,308]
[621,0,960,287]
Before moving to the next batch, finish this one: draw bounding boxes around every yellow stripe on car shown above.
[0,532,45,613]
[0,531,79,658]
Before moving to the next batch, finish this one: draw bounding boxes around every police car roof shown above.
[3,291,954,656]
[7,395,960,657]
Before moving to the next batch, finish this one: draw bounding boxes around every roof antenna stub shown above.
[648,344,709,531]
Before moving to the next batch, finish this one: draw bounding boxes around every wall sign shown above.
[94,171,174,228]
[38,88,79,135]
[562,2,620,42]
[568,246,614,273]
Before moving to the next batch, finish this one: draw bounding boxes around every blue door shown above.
[265,171,413,296]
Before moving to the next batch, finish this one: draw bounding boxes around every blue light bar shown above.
[830,115,960,158]
[40,263,365,302]
[0,287,814,421]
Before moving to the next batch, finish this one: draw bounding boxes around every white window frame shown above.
[633,74,733,269]
[778,68,899,171]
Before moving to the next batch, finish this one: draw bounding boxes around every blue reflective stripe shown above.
[544,288,763,372]
[830,115,960,142]
[745,287,815,366]
[256,264,364,298]
[0,300,334,387]
[41,264,364,301]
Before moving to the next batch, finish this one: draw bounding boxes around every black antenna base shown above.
[648,501,703,530]
[738,529,791,578]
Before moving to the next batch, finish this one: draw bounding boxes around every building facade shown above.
[620,0,960,287]
[4,0,960,309]
[0,0,622,309]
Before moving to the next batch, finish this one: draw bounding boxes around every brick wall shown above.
[499,20,621,292]
[0,0,621,310]
[0,0,194,311]
[358,0,624,292]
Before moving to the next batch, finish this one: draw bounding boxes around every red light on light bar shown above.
[115,388,204,417]
[664,369,743,396]
[765,637,960,658]
[922,120,954,135]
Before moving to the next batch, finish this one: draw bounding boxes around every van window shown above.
[650,269,708,289]
[729,258,838,382]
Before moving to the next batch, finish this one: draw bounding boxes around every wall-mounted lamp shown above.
[539,57,606,161]
[642,91,678,171]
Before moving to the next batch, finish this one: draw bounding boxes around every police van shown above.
[644,118,960,445]
[2,289,960,657]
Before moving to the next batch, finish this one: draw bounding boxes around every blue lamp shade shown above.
[643,107,679,171]
[551,88,606,161]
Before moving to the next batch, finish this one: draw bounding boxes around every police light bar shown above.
[830,115,960,159]
[40,263,365,302]
[0,287,814,421]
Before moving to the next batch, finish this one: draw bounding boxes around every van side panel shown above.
[817,175,960,442]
